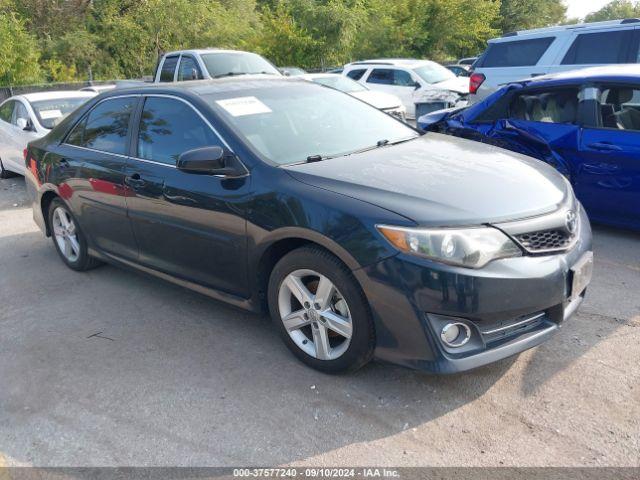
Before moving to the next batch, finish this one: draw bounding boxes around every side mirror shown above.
[16,118,31,131]
[413,81,421,90]
[177,146,246,176]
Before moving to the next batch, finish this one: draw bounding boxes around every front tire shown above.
[0,158,17,179]
[48,198,101,271]
[268,246,375,373]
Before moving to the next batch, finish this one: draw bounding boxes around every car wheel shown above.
[48,198,101,271]
[268,246,375,373]
[0,158,16,179]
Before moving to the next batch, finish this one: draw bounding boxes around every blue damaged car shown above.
[418,65,640,231]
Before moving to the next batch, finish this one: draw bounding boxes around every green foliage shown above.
[584,0,640,22]
[0,0,572,86]
[498,0,567,33]
[0,10,43,85]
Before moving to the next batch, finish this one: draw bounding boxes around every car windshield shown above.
[201,52,280,78]
[413,63,455,84]
[204,83,418,166]
[311,75,367,93]
[30,97,91,129]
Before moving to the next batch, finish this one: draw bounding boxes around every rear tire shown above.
[268,246,375,373]
[47,198,102,271]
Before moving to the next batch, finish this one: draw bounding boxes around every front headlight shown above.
[377,225,522,268]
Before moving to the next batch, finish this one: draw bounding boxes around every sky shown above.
[564,0,617,19]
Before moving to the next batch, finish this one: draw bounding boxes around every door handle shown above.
[124,173,146,188]
[587,142,622,152]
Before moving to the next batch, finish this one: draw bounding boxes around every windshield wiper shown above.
[212,72,250,79]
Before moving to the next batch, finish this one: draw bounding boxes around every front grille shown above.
[515,229,574,253]
[480,312,547,343]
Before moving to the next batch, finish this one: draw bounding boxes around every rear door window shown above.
[66,97,136,155]
[479,37,554,68]
[137,97,222,165]
[598,87,640,131]
[159,55,179,82]
[562,30,635,65]
[177,56,202,81]
[346,69,367,81]
[510,88,580,124]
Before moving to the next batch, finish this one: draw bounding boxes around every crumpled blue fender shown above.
[481,119,576,178]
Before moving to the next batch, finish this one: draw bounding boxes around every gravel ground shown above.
[0,175,638,467]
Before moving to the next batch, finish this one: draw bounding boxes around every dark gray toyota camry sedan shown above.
[24,77,593,373]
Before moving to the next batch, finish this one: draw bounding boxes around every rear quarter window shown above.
[478,37,555,68]
[346,69,367,81]
[562,30,635,65]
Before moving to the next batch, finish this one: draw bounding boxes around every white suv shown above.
[470,18,640,102]
[154,49,281,83]
[342,59,469,119]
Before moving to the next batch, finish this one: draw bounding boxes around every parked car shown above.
[25,77,592,374]
[80,85,116,94]
[154,49,281,83]
[280,67,307,76]
[418,64,640,231]
[445,64,471,77]
[301,73,406,121]
[342,59,469,119]
[0,91,95,177]
[470,18,640,103]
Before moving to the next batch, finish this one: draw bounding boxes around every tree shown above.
[0,10,42,85]
[584,0,640,22]
[498,0,567,33]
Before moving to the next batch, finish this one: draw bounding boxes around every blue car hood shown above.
[285,134,570,226]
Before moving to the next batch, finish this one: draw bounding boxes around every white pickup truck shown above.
[153,49,282,83]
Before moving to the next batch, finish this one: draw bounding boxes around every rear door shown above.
[124,95,250,296]
[575,84,640,227]
[62,95,140,259]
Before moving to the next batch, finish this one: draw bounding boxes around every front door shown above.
[576,85,640,227]
[124,95,250,297]
[364,68,418,117]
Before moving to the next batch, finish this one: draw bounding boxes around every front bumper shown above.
[354,208,592,374]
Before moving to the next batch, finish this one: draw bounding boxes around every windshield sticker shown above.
[39,109,63,120]
[216,96,272,117]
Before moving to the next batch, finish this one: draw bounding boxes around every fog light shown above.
[441,322,471,347]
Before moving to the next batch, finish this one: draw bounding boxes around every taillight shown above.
[23,148,28,161]
[469,73,485,95]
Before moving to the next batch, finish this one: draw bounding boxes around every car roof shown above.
[162,48,258,57]
[16,90,96,103]
[523,64,640,87]
[346,58,437,68]
[497,18,640,40]
[101,76,312,98]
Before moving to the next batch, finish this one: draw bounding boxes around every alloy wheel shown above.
[52,207,80,263]
[277,269,353,360]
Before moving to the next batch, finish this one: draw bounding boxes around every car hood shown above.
[433,76,470,94]
[285,133,570,226]
[349,90,402,110]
